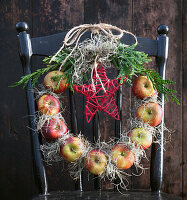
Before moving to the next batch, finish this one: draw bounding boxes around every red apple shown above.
[132,76,154,99]
[43,71,69,94]
[85,150,107,175]
[60,137,84,162]
[37,94,60,115]
[111,144,135,170]
[128,128,152,150]
[136,102,163,127]
[42,118,67,141]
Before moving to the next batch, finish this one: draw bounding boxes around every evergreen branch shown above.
[10,48,73,89]
[10,65,59,88]
[111,44,179,105]
[10,40,179,104]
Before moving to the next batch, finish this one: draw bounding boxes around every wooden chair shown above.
[16,22,181,200]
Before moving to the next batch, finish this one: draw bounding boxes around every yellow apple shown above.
[128,128,152,150]
[60,137,84,162]
[85,150,107,175]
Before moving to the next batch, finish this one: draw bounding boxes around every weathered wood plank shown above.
[132,0,156,190]
[0,0,185,199]
[133,0,182,198]
[182,0,187,199]
[84,0,133,190]
[32,0,84,192]
[0,0,36,199]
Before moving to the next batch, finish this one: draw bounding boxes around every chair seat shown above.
[32,190,181,200]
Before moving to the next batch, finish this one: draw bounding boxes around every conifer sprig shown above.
[111,44,179,104]
[10,44,179,104]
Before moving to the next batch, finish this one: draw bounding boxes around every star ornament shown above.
[73,63,127,123]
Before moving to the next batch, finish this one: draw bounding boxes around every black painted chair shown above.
[16,22,181,200]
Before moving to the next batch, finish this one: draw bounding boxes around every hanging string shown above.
[49,23,138,72]
[91,56,107,93]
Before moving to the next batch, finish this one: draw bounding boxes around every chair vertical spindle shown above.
[150,25,169,192]
[114,84,122,189]
[16,22,48,195]
[115,85,123,139]
[69,90,78,134]
[69,90,82,191]
[93,112,102,190]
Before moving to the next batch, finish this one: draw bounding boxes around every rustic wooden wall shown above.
[0,0,186,199]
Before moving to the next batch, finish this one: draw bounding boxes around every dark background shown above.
[0,0,186,199]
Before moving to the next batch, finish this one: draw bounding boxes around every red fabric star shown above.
[73,63,127,123]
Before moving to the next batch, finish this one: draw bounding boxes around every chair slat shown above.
[121,35,158,56]
[31,32,158,57]
[31,32,90,56]
[32,190,181,200]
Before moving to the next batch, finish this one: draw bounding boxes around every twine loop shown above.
[49,23,138,70]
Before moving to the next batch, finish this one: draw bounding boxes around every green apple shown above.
[60,137,84,162]
[128,128,152,150]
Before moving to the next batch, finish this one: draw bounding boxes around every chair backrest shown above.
[16,22,169,195]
